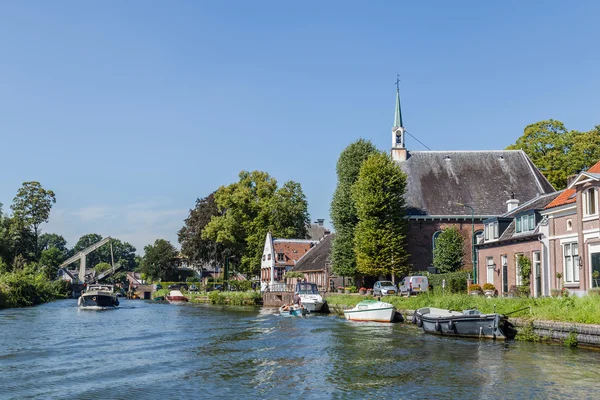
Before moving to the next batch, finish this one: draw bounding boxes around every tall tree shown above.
[141,239,179,281]
[330,139,379,277]
[351,152,409,278]
[39,233,70,259]
[178,193,224,267]
[10,181,56,258]
[71,234,136,271]
[39,247,67,280]
[507,120,600,189]
[432,226,465,273]
[202,170,310,276]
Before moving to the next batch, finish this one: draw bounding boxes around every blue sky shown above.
[1,1,599,253]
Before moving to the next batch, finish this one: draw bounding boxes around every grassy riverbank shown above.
[153,288,261,306]
[0,269,71,309]
[326,292,600,325]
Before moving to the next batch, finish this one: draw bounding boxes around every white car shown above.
[373,281,397,296]
[399,276,429,296]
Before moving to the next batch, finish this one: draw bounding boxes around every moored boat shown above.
[413,307,517,340]
[165,290,188,303]
[343,300,395,322]
[295,282,326,312]
[78,284,119,309]
[279,304,306,317]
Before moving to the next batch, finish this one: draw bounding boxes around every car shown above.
[189,284,198,292]
[373,281,397,296]
[155,283,162,290]
[168,284,180,290]
[399,276,429,296]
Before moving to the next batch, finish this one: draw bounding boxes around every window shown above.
[567,219,572,231]
[486,257,495,284]
[262,255,266,261]
[584,188,598,216]
[277,253,285,262]
[563,243,579,284]
[267,254,271,261]
[515,254,523,286]
[485,222,499,240]
[516,214,536,233]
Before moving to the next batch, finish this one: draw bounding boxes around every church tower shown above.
[391,78,408,162]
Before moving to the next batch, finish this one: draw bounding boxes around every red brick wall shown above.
[406,219,484,272]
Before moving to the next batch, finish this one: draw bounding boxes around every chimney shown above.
[506,197,519,212]
[566,174,577,187]
[315,219,324,227]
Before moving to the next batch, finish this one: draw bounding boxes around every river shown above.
[1,299,599,399]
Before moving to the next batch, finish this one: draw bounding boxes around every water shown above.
[1,299,600,399]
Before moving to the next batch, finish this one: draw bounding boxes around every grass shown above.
[152,288,261,305]
[326,291,600,325]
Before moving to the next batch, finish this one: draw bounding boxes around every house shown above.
[291,234,335,292]
[476,192,562,297]
[260,232,318,291]
[390,85,555,272]
[540,160,600,296]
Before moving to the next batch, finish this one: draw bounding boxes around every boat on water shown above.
[78,284,119,309]
[343,300,396,322]
[295,282,326,312]
[413,307,517,340]
[279,304,307,317]
[165,290,188,303]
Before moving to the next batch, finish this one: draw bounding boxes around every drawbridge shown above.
[58,236,122,283]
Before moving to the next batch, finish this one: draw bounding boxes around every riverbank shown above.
[0,269,71,309]
[325,292,600,347]
[153,288,261,306]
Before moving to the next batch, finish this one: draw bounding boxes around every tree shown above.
[10,182,56,258]
[432,227,465,273]
[94,262,112,274]
[202,170,310,276]
[351,152,409,278]
[507,120,600,189]
[39,233,70,259]
[178,193,224,267]
[330,139,379,277]
[39,247,66,280]
[71,234,136,271]
[141,239,179,281]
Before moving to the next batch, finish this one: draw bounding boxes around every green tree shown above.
[94,262,112,274]
[351,152,409,278]
[39,233,70,259]
[507,120,600,189]
[330,139,379,277]
[71,234,136,271]
[39,247,67,280]
[202,171,310,276]
[433,226,465,273]
[10,182,56,258]
[141,239,179,281]
[178,193,224,266]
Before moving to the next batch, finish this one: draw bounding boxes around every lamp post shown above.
[457,202,477,284]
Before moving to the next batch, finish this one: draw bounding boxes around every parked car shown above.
[155,283,162,290]
[168,284,180,290]
[189,284,198,292]
[399,276,429,296]
[373,281,397,296]
[207,284,223,292]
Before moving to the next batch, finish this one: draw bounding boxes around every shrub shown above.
[482,283,495,291]
[427,271,470,294]
[469,284,482,292]
[588,287,600,296]
[433,226,465,273]
[186,277,201,283]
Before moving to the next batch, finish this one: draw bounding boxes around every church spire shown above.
[393,75,403,128]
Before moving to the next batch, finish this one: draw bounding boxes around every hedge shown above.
[427,270,470,293]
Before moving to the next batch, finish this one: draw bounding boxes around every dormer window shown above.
[515,214,535,233]
[277,253,285,262]
[584,188,598,216]
[485,221,499,240]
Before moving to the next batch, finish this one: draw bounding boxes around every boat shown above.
[413,307,517,340]
[295,282,326,312]
[165,290,188,303]
[78,284,119,309]
[279,304,307,317]
[343,300,396,322]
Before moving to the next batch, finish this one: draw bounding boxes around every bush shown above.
[588,288,600,296]
[427,271,470,293]
[433,226,465,273]
[186,277,201,283]
[469,284,482,292]
[483,283,496,291]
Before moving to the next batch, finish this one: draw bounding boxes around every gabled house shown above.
[541,160,600,296]
[260,232,318,290]
[476,192,562,297]
[389,86,555,272]
[291,234,334,292]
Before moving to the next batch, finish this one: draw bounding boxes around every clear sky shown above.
[1,1,599,253]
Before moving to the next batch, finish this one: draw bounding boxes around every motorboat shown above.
[78,284,119,309]
[166,290,188,303]
[279,304,307,317]
[413,307,517,340]
[295,282,326,312]
[343,300,396,322]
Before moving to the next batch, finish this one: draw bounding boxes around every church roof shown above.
[399,150,555,217]
[292,234,334,272]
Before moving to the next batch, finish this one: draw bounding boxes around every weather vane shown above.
[396,74,400,91]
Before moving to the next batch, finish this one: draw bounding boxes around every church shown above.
[391,85,555,275]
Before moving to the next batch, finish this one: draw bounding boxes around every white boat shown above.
[166,290,188,303]
[279,304,307,317]
[343,300,395,322]
[78,284,119,309]
[295,282,326,312]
